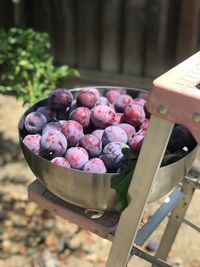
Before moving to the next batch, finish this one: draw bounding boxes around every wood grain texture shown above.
[122,0,147,75]
[100,0,122,72]
[144,0,181,77]
[76,0,101,69]
[176,0,200,62]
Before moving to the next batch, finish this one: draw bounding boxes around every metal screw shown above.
[193,112,200,122]
[158,104,168,115]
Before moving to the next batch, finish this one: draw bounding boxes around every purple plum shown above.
[69,107,91,128]
[77,91,97,109]
[42,121,61,134]
[102,126,128,146]
[49,88,73,111]
[23,134,41,154]
[140,118,150,130]
[79,134,102,157]
[36,106,53,122]
[145,239,158,252]
[91,105,115,129]
[122,104,145,127]
[83,87,101,98]
[114,94,133,112]
[51,157,71,168]
[129,134,144,154]
[105,90,121,104]
[132,97,146,107]
[91,129,104,141]
[83,158,107,173]
[40,129,68,159]
[61,120,84,147]
[118,123,136,142]
[113,113,123,125]
[101,142,129,171]
[25,112,47,133]
[65,147,89,170]
[96,96,109,106]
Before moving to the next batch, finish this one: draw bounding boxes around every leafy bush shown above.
[0,28,79,105]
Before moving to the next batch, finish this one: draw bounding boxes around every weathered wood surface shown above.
[122,0,147,75]
[100,0,122,72]
[176,0,200,63]
[144,0,181,77]
[76,0,101,69]
[1,0,198,85]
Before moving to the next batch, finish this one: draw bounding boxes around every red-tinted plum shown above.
[58,120,66,127]
[23,134,41,154]
[91,129,104,140]
[25,112,47,133]
[136,128,147,136]
[42,121,61,134]
[122,104,145,127]
[61,120,84,147]
[101,142,129,171]
[79,134,102,157]
[69,107,91,128]
[83,87,101,98]
[118,123,136,142]
[114,94,133,112]
[105,90,121,104]
[96,96,109,106]
[129,134,144,154]
[65,147,89,170]
[49,88,73,111]
[77,91,97,109]
[140,118,150,130]
[132,97,146,107]
[113,113,123,125]
[145,239,158,252]
[51,157,71,168]
[108,103,116,113]
[102,126,128,146]
[40,130,68,159]
[91,105,115,129]
[137,91,149,100]
[36,106,53,122]
[83,158,107,173]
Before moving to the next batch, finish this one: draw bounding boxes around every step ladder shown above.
[28,52,200,267]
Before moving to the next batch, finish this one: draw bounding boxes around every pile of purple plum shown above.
[22,87,196,174]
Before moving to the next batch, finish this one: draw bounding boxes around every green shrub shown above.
[0,28,79,105]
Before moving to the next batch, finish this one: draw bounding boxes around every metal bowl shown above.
[18,87,199,211]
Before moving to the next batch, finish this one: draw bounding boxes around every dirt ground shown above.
[0,93,200,267]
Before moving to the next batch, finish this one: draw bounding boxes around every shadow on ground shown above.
[0,131,24,166]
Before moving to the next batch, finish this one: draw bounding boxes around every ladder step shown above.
[130,246,174,267]
[183,218,200,232]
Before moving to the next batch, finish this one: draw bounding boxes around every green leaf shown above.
[122,147,138,160]
[111,148,181,212]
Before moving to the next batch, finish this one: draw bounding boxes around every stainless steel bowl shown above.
[18,87,199,211]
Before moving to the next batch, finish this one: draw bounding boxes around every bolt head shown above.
[193,112,200,122]
[158,104,168,115]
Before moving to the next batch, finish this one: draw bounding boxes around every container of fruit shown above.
[18,86,198,212]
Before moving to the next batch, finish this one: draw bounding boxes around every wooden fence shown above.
[0,0,200,89]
